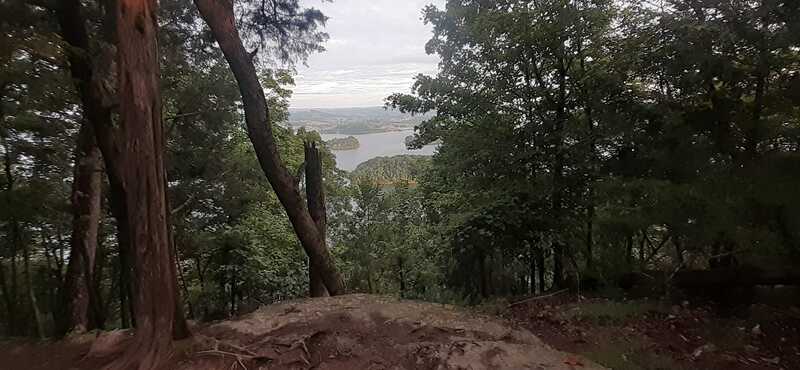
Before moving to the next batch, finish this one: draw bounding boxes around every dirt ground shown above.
[502,293,800,370]
[0,294,605,370]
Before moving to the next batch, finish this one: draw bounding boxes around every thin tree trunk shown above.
[626,234,633,267]
[117,252,130,329]
[0,261,12,336]
[398,256,406,298]
[91,236,108,329]
[639,229,647,269]
[194,0,344,295]
[173,240,194,320]
[22,234,46,339]
[550,54,568,290]
[528,243,536,294]
[304,142,329,297]
[673,237,684,267]
[1,139,18,335]
[63,122,103,335]
[479,249,488,298]
[536,247,545,294]
[110,184,136,328]
[585,210,594,270]
[165,180,190,339]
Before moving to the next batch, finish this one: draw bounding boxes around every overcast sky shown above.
[289,0,445,109]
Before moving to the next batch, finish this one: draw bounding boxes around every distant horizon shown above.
[288,0,444,108]
[289,105,389,111]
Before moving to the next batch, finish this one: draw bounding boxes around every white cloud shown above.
[290,0,445,108]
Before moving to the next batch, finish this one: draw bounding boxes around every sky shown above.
[289,0,446,109]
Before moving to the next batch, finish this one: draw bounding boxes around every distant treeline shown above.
[325,136,360,150]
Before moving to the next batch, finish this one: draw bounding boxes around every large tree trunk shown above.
[55,0,133,336]
[63,122,104,335]
[194,0,344,295]
[304,142,329,297]
[104,0,182,368]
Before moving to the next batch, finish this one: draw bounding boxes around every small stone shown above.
[763,357,780,365]
[744,345,759,352]
[752,325,763,336]
[692,343,717,360]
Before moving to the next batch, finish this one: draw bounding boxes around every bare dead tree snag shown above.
[193,0,345,295]
[304,141,329,297]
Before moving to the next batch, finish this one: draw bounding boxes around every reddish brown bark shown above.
[304,142,329,297]
[55,0,130,337]
[63,122,104,334]
[193,0,345,295]
[103,0,180,368]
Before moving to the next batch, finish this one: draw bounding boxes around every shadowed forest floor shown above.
[0,294,604,370]
[502,293,800,370]
[1,293,798,370]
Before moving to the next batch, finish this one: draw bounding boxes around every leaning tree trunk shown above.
[194,0,344,295]
[62,122,104,335]
[104,0,182,368]
[304,142,330,297]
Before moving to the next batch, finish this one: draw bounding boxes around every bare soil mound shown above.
[0,294,605,370]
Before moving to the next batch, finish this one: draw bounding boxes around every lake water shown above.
[321,130,437,171]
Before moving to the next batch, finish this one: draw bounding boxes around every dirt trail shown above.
[0,294,605,370]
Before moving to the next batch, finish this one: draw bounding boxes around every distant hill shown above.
[289,107,427,134]
[351,155,431,185]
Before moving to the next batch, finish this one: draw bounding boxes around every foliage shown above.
[350,155,430,185]
[386,0,800,296]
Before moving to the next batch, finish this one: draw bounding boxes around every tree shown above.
[62,123,104,334]
[53,0,123,334]
[105,0,185,368]
[304,141,329,297]
[193,0,344,295]
[388,0,620,291]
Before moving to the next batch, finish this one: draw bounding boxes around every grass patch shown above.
[585,342,695,370]
[702,320,748,351]
[472,297,511,316]
[564,300,665,326]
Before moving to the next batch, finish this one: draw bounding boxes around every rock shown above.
[744,345,759,353]
[751,324,763,336]
[763,356,780,365]
[691,343,717,360]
